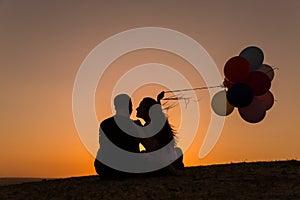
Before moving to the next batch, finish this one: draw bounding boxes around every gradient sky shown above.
[1,0,299,178]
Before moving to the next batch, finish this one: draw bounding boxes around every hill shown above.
[0,160,299,199]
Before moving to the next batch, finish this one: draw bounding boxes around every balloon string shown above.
[265,66,279,74]
[163,94,191,108]
[164,85,223,93]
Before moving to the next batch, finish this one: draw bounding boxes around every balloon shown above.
[211,90,234,116]
[224,56,250,83]
[246,71,271,96]
[255,91,274,110]
[239,46,264,71]
[257,64,274,81]
[238,98,266,123]
[226,83,254,108]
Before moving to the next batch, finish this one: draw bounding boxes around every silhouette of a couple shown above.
[94,93,184,179]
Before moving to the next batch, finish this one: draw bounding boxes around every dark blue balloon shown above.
[226,83,254,108]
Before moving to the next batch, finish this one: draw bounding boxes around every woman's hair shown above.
[140,97,158,111]
[140,97,177,150]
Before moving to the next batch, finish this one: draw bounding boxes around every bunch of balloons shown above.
[211,46,275,123]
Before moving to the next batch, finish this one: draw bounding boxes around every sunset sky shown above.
[1,0,300,178]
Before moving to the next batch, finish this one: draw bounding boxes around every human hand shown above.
[157,91,165,103]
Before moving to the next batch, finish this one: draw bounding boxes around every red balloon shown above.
[224,56,250,83]
[255,91,274,110]
[246,71,271,96]
[238,98,266,123]
[257,64,274,81]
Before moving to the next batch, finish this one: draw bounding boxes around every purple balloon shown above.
[257,64,275,81]
[238,98,266,123]
[255,91,274,110]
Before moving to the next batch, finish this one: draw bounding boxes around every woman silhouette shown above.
[136,92,184,175]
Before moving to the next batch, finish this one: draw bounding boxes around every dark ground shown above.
[0,160,299,199]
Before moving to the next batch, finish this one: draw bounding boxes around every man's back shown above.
[95,115,141,178]
[100,115,140,153]
[94,94,141,178]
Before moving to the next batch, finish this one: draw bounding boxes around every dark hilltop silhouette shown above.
[0,160,299,199]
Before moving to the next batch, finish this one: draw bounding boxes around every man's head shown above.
[114,94,133,115]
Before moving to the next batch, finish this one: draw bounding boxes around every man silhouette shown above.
[94,94,141,178]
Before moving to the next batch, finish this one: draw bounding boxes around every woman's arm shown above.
[156,91,165,104]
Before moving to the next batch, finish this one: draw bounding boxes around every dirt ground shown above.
[0,160,299,199]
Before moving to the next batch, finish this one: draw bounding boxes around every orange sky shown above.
[1,0,300,178]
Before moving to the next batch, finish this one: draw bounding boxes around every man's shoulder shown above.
[100,117,115,127]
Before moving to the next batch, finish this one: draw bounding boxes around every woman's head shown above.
[136,97,160,121]
[137,97,177,149]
